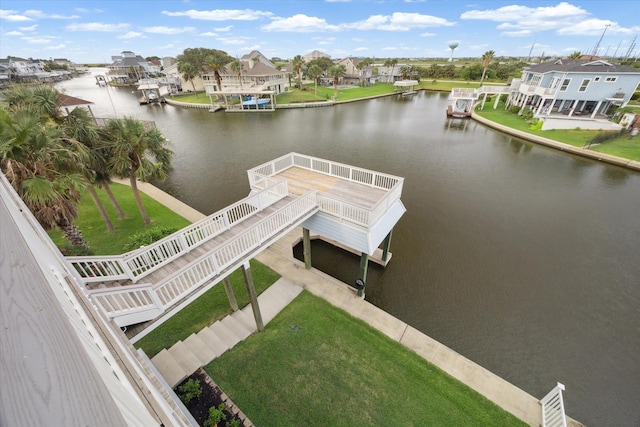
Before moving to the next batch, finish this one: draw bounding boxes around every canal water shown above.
[58,70,640,426]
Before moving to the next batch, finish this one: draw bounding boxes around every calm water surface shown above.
[58,70,640,426]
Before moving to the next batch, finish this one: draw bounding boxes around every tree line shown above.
[0,85,173,250]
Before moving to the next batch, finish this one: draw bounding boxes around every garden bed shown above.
[175,369,253,427]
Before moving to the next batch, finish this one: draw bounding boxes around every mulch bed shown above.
[175,369,247,427]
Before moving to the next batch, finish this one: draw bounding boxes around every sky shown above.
[1,0,639,64]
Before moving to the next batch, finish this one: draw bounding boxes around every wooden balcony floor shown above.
[274,167,387,210]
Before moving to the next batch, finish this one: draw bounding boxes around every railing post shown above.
[120,258,137,281]
[177,233,190,253]
[148,288,165,311]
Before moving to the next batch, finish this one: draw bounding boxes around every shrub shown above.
[530,119,544,131]
[520,108,534,120]
[509,105,521,114]
[123,226,178,252]
[587,129,627,146]
[204,403,226,427]
[178,379,202,404]
[59,244,93,256]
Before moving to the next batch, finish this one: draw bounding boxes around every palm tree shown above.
[4,84,119,233]
[399,65,413,80]
[306,64,323,98]
[292,55,304,88]
[101,117,173,225]
[328,65,346,100]
[179,63,198,95]
[207,57,227,93]
[62,108,115,230]
[479,50,495,85]
[357,58,373,86]
[384,59,398,83]
[230,59,244,89]
[568,51,582,59]
[0,108,91,248]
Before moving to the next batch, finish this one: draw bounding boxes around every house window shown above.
[605,76,617,82]
[594,76,601,82]
[559,78,571,91]
[578,79,591,92]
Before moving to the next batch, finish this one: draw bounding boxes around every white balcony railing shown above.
[247,152,403,227]
[86,190,319,321]
[67,180,289,284]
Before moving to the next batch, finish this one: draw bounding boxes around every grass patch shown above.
[48,182,191,254]
[134,259,280,357]
[589,135,640,160]
[205,291,526,427]
[475,104,640,161]
[170,92,212,104]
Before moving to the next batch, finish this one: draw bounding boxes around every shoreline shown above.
[127,178,583,427]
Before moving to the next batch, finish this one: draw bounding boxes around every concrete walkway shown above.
[129,180,583,427]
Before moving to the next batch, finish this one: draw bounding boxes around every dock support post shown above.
[358,253,369,298]
[223,277,238,311]
[242,261,264,331]
[382,230,393,263]
[303,228,312,269]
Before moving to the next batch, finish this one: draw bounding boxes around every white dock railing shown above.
[541,382,567,427]
[247,152,403,227]
[86,190,319,324]
[67,180,289,284]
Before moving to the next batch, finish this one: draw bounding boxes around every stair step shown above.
[168,341,201,379]
[151,349,189,388]
[221,315,252,340]
[209,321,241,349]
[183,333,217,365]
[196,327,230,358]
[233,309,257,333]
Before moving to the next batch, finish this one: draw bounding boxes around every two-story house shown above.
[507,59,640,119]
[203,50,290,96]
[106,50,150,83]
[335,57,374,85]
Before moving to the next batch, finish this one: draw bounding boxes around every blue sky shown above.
[1,1,639,63]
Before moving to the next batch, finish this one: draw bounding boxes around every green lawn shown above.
[475,103,640,161]
[48,182,192,254]
[134,259,280,357]
[169,92,212,104]
[206,291,526,427]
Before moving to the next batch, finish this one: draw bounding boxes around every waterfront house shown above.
[106,50,150,84]
[507,59,640,119]
[203,50,290,96]
[303,49,331,63]
[335,57,374,85]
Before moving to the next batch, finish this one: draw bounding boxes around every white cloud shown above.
[19,24,37,31]
[66,22,130,32]
[345,12,456,31]
[262,14,340,32]
[216,37,248,45]
[5,30,23,36]
[0,9,33,21]
[46,43,66,50]
[354,46,369,52]
[24,9,80,19]
[118,31,144,39]
[162,9,272,21]
[23,36,51,44]
[201,31,218,37]
[420,32,436,37]
[214,25,232,32]
[458,2,630,37]
[143,26,196,34]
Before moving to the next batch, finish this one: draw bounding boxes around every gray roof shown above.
[526,59,640,75]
